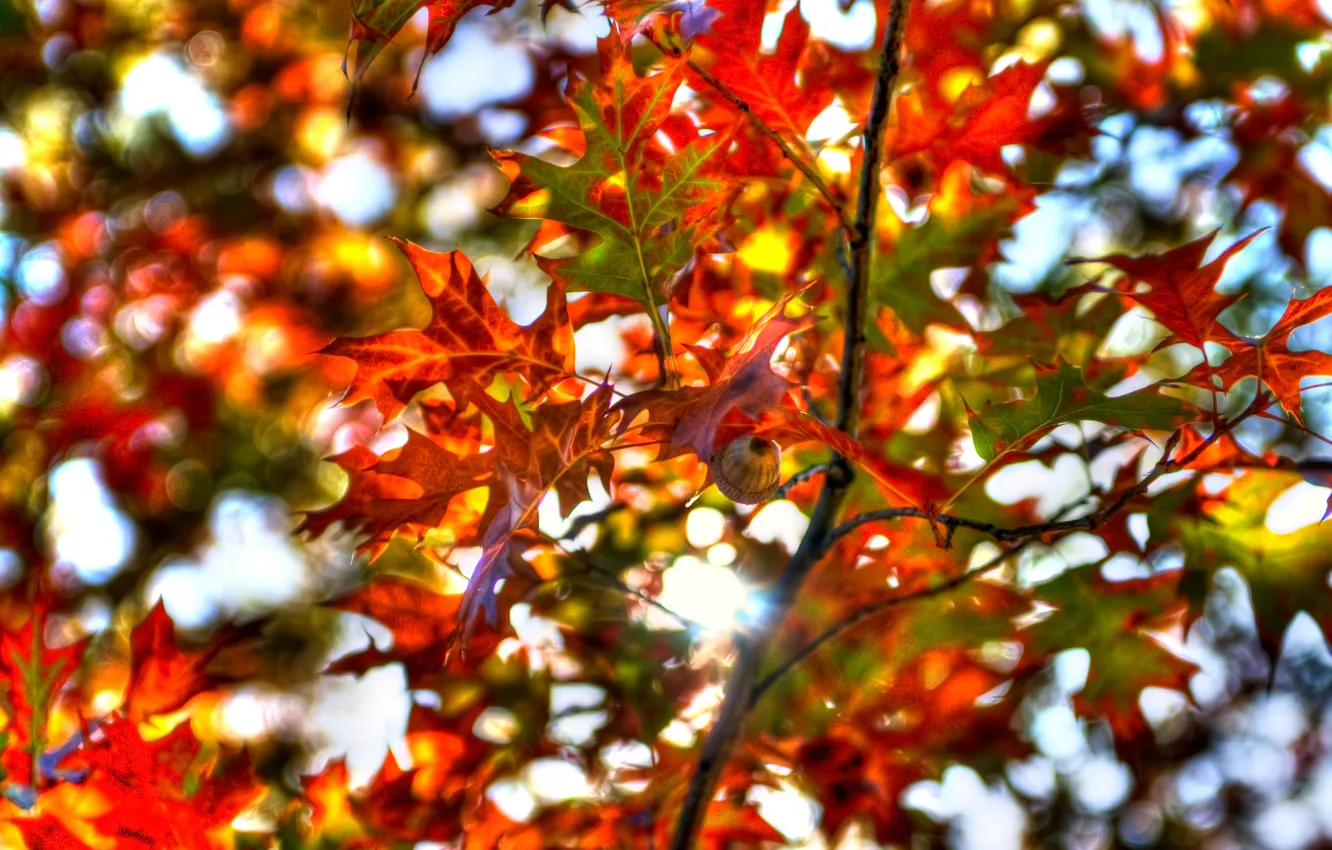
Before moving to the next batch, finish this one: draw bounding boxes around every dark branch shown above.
[667,4,907,846]
[538,531,699,629]
[836,7,904,438]
[751,398,1267,701]
[772,463,833,500]
[828,396,1263,547]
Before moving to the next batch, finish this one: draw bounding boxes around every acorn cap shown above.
[710,435,781,504]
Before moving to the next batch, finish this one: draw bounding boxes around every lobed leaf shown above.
[967,360,1197,463]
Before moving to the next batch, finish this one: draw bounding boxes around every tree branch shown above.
[837,12,904,438]
[828,398,1261,548]
[751,399,1266,701]
[772,462,832,500]
[667,5,906,846]
[537,531,700,629]
[748,537,1032,707]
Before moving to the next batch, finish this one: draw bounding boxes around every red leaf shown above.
[1070,229,1264,350]
[322,242,575,422]
[125,602,260,722]
[1190,286,1332,423]
[7,813,95,850]
[613,292,814,461]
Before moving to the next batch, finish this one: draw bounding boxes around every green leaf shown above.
[1168,471,1332,638]
[346,0,512,94]
[966,360,1195,462]
[494,38,732,307]
[1026,569,1194,735]
[870,168,1026,337]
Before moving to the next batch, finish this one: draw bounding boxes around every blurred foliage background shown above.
[7,0,1332,846]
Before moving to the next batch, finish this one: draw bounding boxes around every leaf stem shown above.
[646,295,681,390]
[538,532,700,629]
[666,5,906,846]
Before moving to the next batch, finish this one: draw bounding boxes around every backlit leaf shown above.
[967,360,1197,462]
[322,241,575,422]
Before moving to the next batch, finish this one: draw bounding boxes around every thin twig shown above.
[748,537,1032,706]
[538,532,699,629]
[827,398,1261,548]
[750,400,1266,701]
[666,5,906,847]
[643,32,854,233]
[800,386,832,427]
[772,463,832,500]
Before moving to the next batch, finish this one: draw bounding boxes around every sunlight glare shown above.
[657,556,747,630]
[685,506,726,548]
[1265,482,1330,534]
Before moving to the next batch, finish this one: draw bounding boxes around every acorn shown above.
[710,435,782,504]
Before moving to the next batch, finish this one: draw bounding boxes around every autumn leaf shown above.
[460,383,616,630]
[494,35,734,309]
[323,574,500,677]
[966,360,1197,462]
[1228,90,1330,270]
[60,716,262,848]
[1069,229,1264,350]
[886,60,1092,175]
[322,241,575,422]
[0,609,88,787]
[6,813,95,850]
[597,0,723,37]
[612,292,813,461]
[975,283,1126,369]
[301,434,493,555]
[688,1,834,143]
[1026,569,1194,736]
[124,602,262,723]
[1188,286,1332,423]
[785,731,921,844]
[695,799,784,850]
[1170,470,1332,635]
[872,162,1029,335]
[330,575,465,655]
[344,0,515,95]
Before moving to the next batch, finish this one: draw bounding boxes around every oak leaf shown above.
[689,1,834,143]
[0,609,88,788]
[1027,570,1194,737]
[1188,286,1332,423]
[7,813,95,850]
[124,602,263,723]
[612,293,813,461]
[324,575,500,677]
[494,35,734,308]
[967,360,1197,462]
[1070,229,1264,350]
[344,0,515,94]
[322,241,575,422]
[301,434,493,553]
[461,384,616,629]
[65,716,261,848]
[886,60,1093,175]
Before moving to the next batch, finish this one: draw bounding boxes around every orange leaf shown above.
[322,242,575,422]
